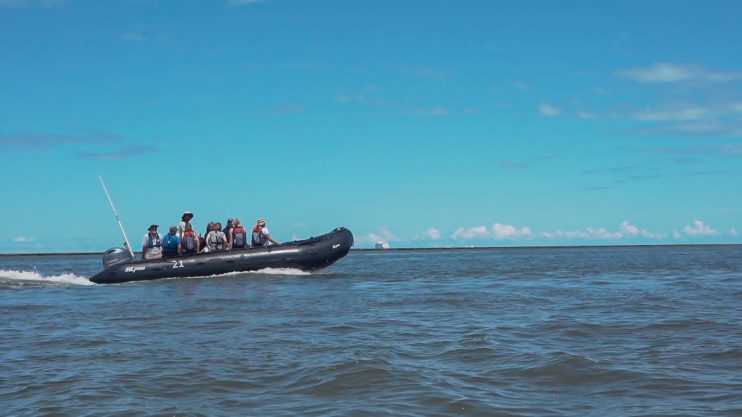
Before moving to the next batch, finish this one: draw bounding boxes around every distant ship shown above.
[375,241,390,249]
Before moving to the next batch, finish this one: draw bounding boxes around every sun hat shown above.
[257,218,266,225]
[149,224,159,230]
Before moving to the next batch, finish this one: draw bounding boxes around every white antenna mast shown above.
[99,176,135,258]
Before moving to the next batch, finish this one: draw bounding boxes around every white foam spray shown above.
[0,269,94,286]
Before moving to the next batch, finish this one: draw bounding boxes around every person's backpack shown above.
[182,231,197,253]
[252,226,266,247]
[163,234,178,249]
[233,227,247,248]
[209,231,226,251]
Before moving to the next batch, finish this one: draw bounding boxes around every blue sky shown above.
[1,0,741,252]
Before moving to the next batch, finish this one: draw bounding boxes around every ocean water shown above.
[0,246,740,416]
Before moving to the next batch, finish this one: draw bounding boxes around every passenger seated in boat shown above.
[141,224,163,260]
[201,222,214,253]
[224,218,234,247]
[230,218,248,250]
[178,211,194,239]
[252,218,279,247]
[207,222,228,252]
[179,223,200,256]
[162,226,180,258]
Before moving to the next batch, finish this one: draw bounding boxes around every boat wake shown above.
[183,268,313,280]
[246,267,312,276]
[0,269,94,286]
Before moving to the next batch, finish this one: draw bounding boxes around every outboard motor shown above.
[102,247,133,269]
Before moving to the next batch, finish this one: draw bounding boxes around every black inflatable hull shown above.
[90,228,353,284]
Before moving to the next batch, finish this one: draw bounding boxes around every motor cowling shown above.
[102,247,133,269]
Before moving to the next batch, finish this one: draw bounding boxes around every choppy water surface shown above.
[1,246,741,416]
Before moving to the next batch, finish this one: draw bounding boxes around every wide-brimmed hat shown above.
[149,224,159,230]
[257,218,266,225]
[182,211,193,217]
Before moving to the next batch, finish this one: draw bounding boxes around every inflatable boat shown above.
[90,227,354,284]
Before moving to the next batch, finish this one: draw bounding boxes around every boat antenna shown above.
[98,176,135,258]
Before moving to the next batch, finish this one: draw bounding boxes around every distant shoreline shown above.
[1,243,740,257]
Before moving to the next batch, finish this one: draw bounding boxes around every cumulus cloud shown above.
[542,221,662,241]
[425,228,441,240]
[617,63,742,84]
[452,223,531,240]
[682,220,719,236]
[619,220,657,238]
[12,236,35,242]
[367,226,399,243]
[452,225,489,240]
[729,228,738,236]
[492,223,531,239]
[539,103,561,116]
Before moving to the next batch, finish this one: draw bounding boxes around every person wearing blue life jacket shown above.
[162,225,180,258]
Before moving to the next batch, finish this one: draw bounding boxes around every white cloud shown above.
[682,220,719,236]
[542,221,661,241]
[632,106,711,122]
[539,103,561,116]
[366,226,399,243]
[13,236,35,242]
[619,220,657,238]
[586,227,623,240]
[577,111,596,119]
[452,225,489,240]
[492,223,531,239]
[729,228,738,236]
[673,230,682,240]
[618,63,742,84]
[425,228,441,240]
[452,223,531,240]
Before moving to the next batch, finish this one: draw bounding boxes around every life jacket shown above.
[163,233,179,249]
[208,231,226,251]
[162,233,179,256]
[252,226,266,247]
[182,231,198,253]
[232,226,247,248]
[147,233,161,249]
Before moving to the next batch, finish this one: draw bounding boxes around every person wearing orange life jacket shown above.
[178,223,200,256]
[252,218,279,248]
[230,218,248,250]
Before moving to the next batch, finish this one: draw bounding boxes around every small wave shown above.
[176,267,312,281]
[246,267,312,276]
[0,269,94,286]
